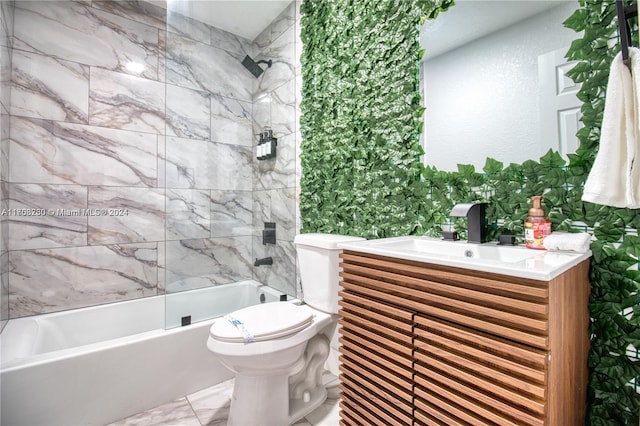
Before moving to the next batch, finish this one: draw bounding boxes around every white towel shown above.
[543,232,591,253]
[582,47,640,209]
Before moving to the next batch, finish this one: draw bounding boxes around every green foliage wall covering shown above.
[300,0,638,423]
[565,2,639,424]
[299,0,432,238]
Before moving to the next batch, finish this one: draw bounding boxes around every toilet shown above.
[206,233,364,426]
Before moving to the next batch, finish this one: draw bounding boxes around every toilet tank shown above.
[294,233,365,314]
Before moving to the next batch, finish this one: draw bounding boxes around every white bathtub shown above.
[0,280,294,426]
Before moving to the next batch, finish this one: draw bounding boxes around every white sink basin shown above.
[338,236,591,280]
[370,237,540,263]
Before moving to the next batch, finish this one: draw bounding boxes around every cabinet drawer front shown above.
[339,291,413,343]
[340,319,413,361]
[415,315,548,379]
[339,367,413,423]
[341,251,549,300]
[339,398,412,426]
[339,289,414,425]
[339,348,414,425]
[340,252,550,350]
[414,315,547,425]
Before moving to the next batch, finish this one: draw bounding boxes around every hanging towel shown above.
[582,47,640,209]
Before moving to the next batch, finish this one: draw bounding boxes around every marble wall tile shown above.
[1,251,8,328]
[1,103,9,182]
[1,180,7,248]
[254,132,296,190]
[9,243,157,317]
[253,79,296,139]
[167,10,211,45]
[270,75,297,135]
[256,25,295,95]
[294,131,302,235]
[156,241,166,294]
[210,26,255,59]
[166,188,211,240]
[210,94,252,146]
[253,188,296,243]
[9,183,88,250]
[166,84,210,140]
[10,117,158,187]
[0,0,14,49]
[269,188,297,242]
[294,11,301,78]
[88,186,165,245]
[5,0,303,317]
[163,237,252,293]
[251,92,270,137]
[1,42,11,113]
[14,1,160,80]
[158,28,167,84]
[210,190,253,237]
[11,49,90,123]
[164,137,252,190]
[252,236,296,296]
[166,33,253,102]
[157,135,166,188]
[253,1,296,53]
[91,0,167,30]
[89,68,166,134]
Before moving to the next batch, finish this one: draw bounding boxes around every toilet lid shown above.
[210,302,314,343]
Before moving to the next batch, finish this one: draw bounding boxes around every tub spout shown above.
[254,257,273,266]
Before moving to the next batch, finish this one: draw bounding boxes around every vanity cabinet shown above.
[338,250,590,426]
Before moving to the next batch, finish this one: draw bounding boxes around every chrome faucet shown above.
[450,202,488,244]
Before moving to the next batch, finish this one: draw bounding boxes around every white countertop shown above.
[338,236,592,281]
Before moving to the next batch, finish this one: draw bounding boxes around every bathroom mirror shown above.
[420,1,581,171]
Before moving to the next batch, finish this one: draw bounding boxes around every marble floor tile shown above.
[108,397,201,426]
[187,379,234,426]
[112,373,341,426]
[301,397,341,426]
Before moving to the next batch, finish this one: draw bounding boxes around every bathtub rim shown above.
[1,280,297,370]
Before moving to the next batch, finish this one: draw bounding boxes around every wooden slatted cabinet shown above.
[338,250,590,426]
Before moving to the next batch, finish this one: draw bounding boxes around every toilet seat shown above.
[210,302,314,343]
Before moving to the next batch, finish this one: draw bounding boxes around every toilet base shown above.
[226,334,330,426]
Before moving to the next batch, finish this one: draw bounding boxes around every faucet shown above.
[450,202,488,244]
[254,257,273,266]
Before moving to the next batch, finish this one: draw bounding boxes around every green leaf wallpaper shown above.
[299,0,639,423]
[299,0,431,239]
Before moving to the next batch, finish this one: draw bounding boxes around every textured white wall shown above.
[423,2,578,171]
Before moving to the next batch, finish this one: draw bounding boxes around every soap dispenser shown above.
[524,195,551,249]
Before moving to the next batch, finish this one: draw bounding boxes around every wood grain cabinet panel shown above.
[338,250,590,426]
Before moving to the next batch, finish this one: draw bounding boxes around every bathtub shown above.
[0,280,294,426]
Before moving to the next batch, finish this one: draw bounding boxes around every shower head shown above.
[241,55,272,78]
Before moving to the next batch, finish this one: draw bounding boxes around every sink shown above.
[369,237,540,263]
[338,236,591,280]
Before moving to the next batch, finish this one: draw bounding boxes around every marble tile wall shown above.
[0,0,13,330]
[6,0,300,318]
[251,2,300,297]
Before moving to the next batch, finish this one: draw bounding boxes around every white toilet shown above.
[206,233,364,426]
